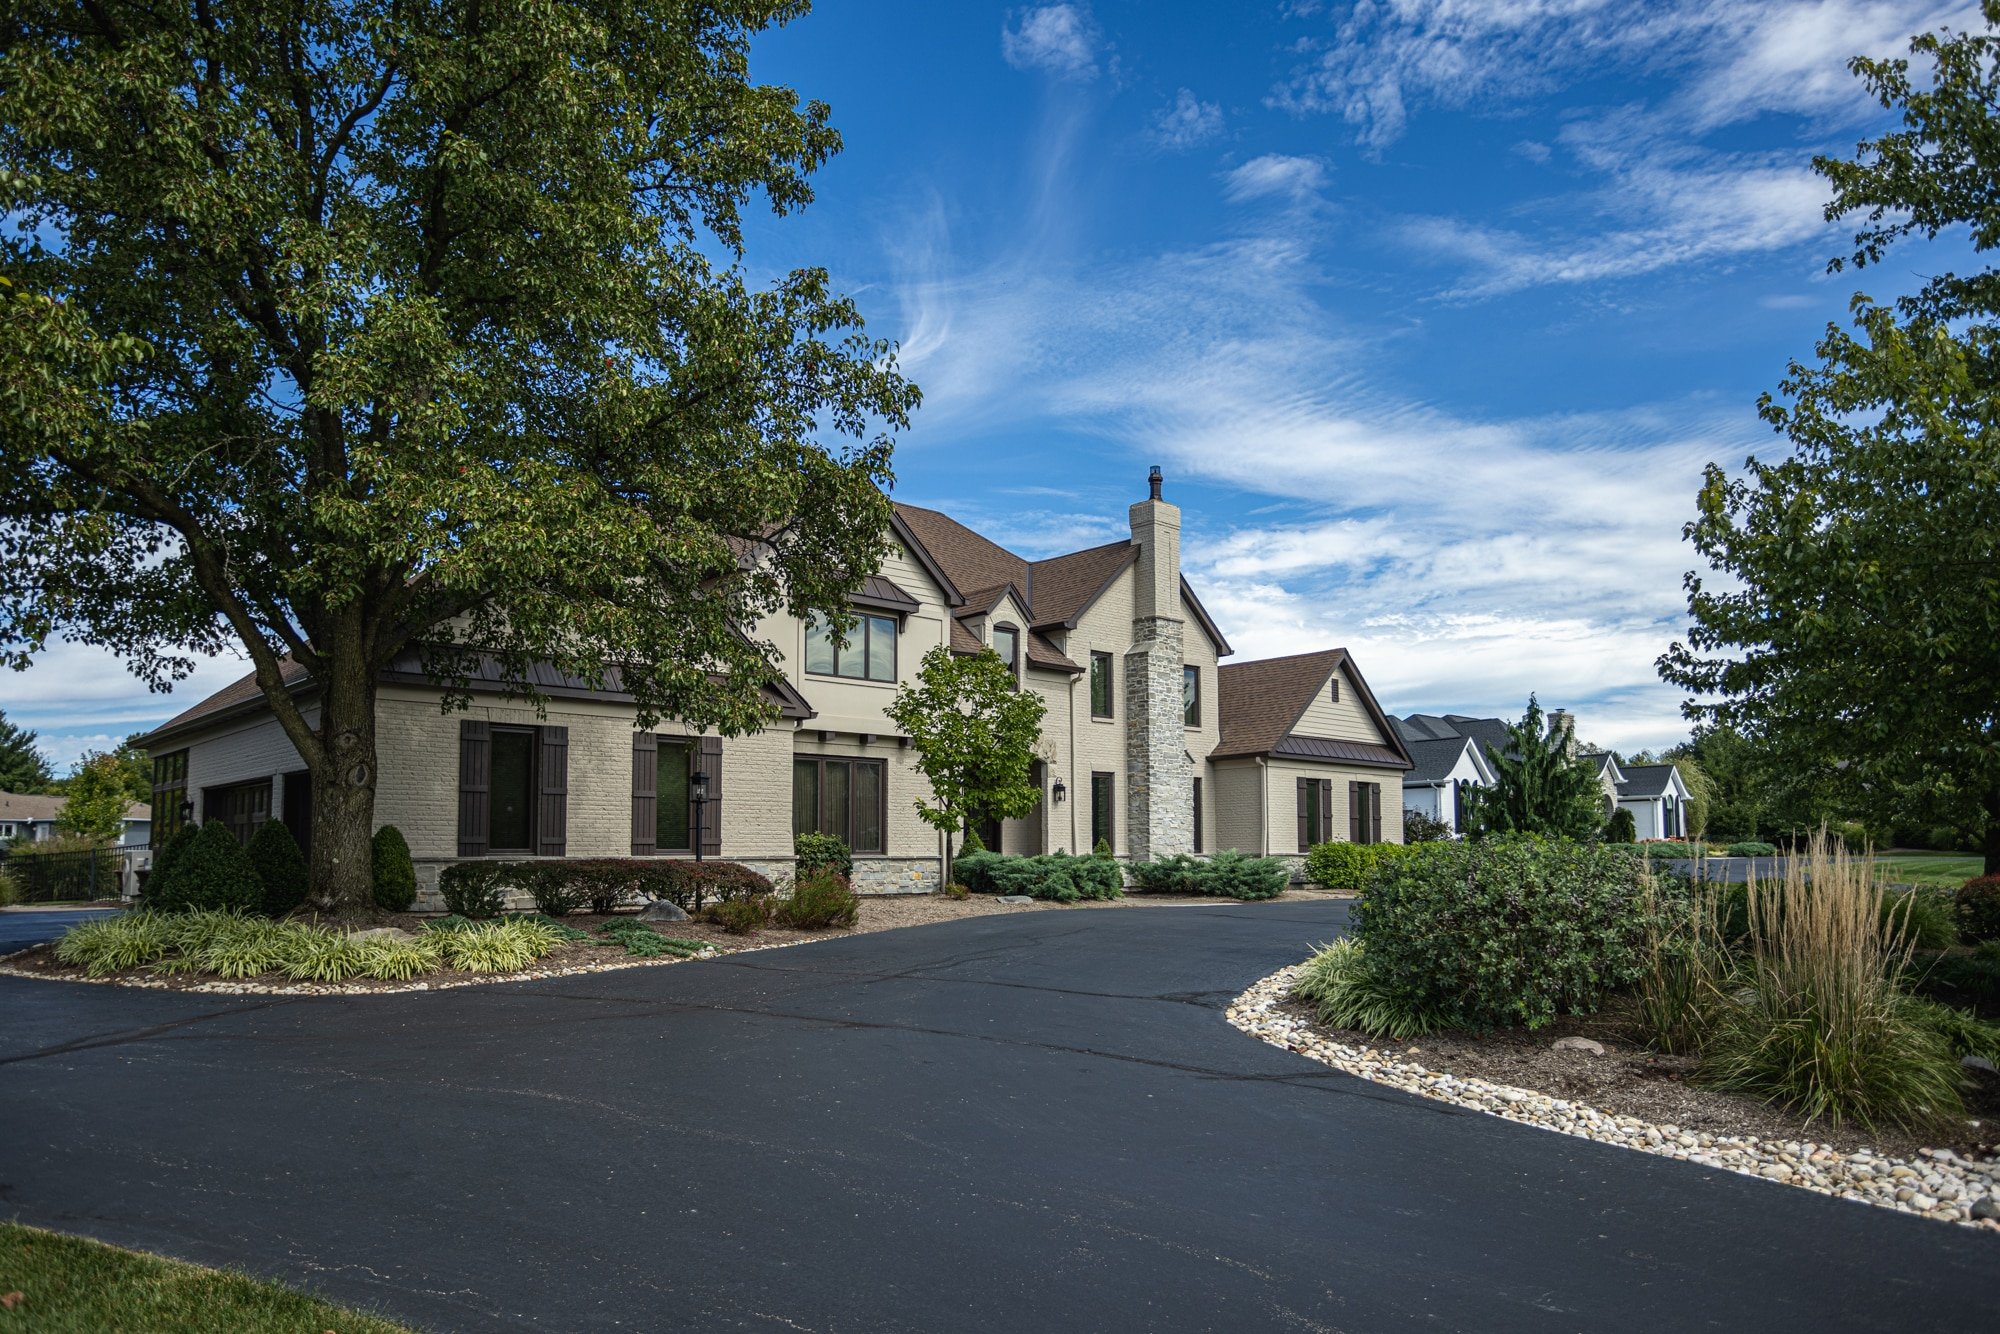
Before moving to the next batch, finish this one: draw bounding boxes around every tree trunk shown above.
[310,636,381,915]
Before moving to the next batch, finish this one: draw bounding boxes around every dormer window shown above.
[993,624,1020,674]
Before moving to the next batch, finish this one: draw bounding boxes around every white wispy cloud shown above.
[4,634,249,770]
[1001,4,1100,81]
[1222,153,1328,203]
[1151,88,1225,149]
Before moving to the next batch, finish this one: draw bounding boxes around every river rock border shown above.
[0,935,817,998]
[1229,964,2000,1234]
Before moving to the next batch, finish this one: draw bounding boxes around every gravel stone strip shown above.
[1229,964,2000,1235]
[0,935,824,997]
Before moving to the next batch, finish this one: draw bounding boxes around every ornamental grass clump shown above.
[278,928,376,982]
[53,912,172,976]
[1703,837,1964,1131]
[432,920,547,972]
[1292,939,1454,1041]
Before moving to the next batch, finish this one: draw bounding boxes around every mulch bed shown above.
[1275,992,2000,1162]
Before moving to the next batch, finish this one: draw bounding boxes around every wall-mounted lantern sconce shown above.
[1051,778,1067,805]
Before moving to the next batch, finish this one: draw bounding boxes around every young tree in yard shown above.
[1464,697,1606,841]
[1660,3,2000,873]
[0,3,917,911]
[884,645,1047,870]
[54,752,129,841]
[0,709,54,794]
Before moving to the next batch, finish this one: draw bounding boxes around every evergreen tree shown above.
[371,825,417,912]
[155,821,262,913]
[0,709,53,793]
[1465,697,1606,841]
[247,819,310,918]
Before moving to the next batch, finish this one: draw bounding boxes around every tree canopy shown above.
[54,751,130,841]
[0,709,53,793]
[0,1,917,907]
[1659,3,2000,871]
[884,644,1047,868]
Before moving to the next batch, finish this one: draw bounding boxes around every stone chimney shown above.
[1124,467,1192,860]
[1549,709,1575,755]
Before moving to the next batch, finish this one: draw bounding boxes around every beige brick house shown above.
[138,471,1411,901]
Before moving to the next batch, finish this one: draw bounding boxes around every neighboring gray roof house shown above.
[0,791,152,846]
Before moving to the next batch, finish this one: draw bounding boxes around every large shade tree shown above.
[0,2,918,908]
[1660,3,2000,872]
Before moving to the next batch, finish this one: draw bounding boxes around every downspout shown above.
[1068,666,1080,854]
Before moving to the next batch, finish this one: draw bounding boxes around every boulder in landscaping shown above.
[639,899,691,922]
[1552,1036,1605,1056]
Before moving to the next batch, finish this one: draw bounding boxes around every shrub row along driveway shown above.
[2,902,1994,1332]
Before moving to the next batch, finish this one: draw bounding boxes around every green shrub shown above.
[279,929,375,982]
[502,912,596,943]
[1907,949,2000,1016]
[1878,887,1957,951]
[1909,997,2000,1065]
[703,892,775,934]
[1196,850,1291,900]
[193,915,294,978]
[778,870,860,929]
[525,863,591,917]
[1292,939,1454,1040]
[1603,807,1637,844]
[0,865,18,907]
[1353,837,1654,1030]
[1633,878,1727,1056]
[1726,841,1778,858]
[370,826,417,912]
[599,918,706,957]
[1703,836,1965,1131]
[1126,854,1202,894]
[794,833,853,879]
[1091,837,1112,859]
[956,850,1121,902]
[433,919,552,972]
[953,848,1001,892]
[959,827,986,855]
[1402,810,1453,843]
[53,912,172,975]
[1955,874,2000,942]
[1303,841,1411,892]
[246,819,310,917]
[152,821,264,914]
[549,859,653,915]
[140,823,199,907]
[644,859,772,913]
[438,862,511,917]
[942,881,970,901]
[356,933,446,981]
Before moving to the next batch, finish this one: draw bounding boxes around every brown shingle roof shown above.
[945,618,1081,674]
[892,504,1029,600]
[1028,542,1136,627]
[1213,649,1411,768]
[150,659,313,738]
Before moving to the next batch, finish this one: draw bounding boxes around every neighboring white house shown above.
[1397,734,1495,837]
[1392,713,1692,840]
[0,791,152,846]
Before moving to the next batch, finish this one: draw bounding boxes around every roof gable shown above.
[1214,649,1411,768]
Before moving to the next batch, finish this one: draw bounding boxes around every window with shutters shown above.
[657,739,692,853]
[1298,778,1329,850]
[792,756,887,854]
[805,612,898,683]
[1089,651,1114,719]
[150,750,189,846]
[1090,772,1114,851]
[489,727,537,853]
[1348,780,1383,845]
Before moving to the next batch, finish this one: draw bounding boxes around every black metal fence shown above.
[0,846,126,903]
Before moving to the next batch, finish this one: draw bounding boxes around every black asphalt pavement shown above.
[0,907,119,952]
[2,901,1994,1332]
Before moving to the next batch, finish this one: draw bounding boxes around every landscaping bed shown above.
[1232,965,2000,1233]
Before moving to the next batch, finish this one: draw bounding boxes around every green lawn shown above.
[1869,852,1984,888]
[0,1222,418,1333]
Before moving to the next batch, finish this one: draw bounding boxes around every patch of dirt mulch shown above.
[1273,992,2000,1163]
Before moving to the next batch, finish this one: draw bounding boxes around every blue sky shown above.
[4,0,1979,771]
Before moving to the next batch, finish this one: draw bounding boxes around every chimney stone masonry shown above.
[1124,467,1193,861]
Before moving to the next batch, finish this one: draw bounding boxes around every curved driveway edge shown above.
[3,900,1995,1332]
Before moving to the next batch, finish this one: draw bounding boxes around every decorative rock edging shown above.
[0,935,819,998]
[1229,964,2000,1235]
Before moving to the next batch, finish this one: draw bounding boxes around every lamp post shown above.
[690,770,710,863]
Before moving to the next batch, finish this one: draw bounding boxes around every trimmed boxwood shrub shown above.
[1127,851,1290,900]
[1725,840,1779,858]
[1303,841,1412,891]
[246,819,310,917]
[153,821,264,914]
[370,825,417,911]
[794,833,853,880]
[142,822,200,908]
[1353,836,1655,1030]
[954,850,1121,902]
[1956,874,2000,943]
[438,862,511,917]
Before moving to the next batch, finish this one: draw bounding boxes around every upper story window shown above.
[993,624,1020,674]
[1090,651,1114,719]
[1183,664,1201,727]
[806,613,897,683]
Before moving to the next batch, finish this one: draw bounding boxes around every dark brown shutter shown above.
[1320,781,1333,848]
[457,720,491,857]
[1296,777,1309,852]
[1192,777,1203,853]
[537,726,568,857]
[1368,783,1382,844]
[631,732,657,856]
[1348,781,1363,844]
[697,736,723,856]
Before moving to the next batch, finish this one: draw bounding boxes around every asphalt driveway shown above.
[2,901,1994,1332]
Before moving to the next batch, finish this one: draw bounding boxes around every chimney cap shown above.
[1148,465,1163,501]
